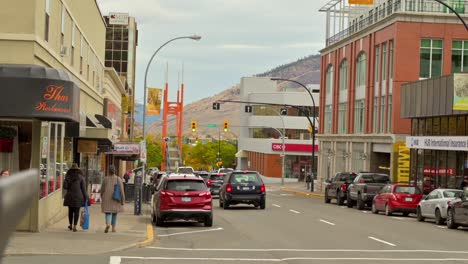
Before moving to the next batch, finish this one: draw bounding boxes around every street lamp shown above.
[271,78,316,192]
[140,35,201,213]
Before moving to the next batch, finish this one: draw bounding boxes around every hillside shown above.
[148,54,321,137]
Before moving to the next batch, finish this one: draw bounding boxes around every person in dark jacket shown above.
[63,163,88,232]
[460,176,468,190]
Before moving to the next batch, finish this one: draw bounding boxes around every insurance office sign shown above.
[406,136,468,151]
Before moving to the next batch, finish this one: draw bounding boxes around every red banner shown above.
[271,143,318,152]
[423,167,455,176]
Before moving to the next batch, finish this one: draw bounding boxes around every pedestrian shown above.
[1,169,10,177]
[63,163,88,232]
[123,170,130,184]
[305,174,312,189]
[460,176,468,190]
[100,165,125,233]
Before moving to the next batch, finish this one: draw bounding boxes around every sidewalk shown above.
[4,203,153,256]
[266,180,324,198]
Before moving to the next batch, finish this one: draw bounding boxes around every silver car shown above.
[417,189,463,225]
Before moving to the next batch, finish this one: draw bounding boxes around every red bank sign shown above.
[271,143,318,152]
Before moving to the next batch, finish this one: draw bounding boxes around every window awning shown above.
[235,150,248,158]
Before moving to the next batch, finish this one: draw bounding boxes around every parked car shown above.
[417,189,463,225]
[151,171,168,187]
[207,173,226,197]
[324,172,357,205]
[176,166,195,174]
[151,174,212,227]
[347,172,390,210]
[194,171,210,182]
[372,184,423,216]
[217,168,233,174]
[219,171,266,209]
[446,188,468,229]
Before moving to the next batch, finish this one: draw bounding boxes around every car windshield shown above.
[166,180,206,191]
[361,174,389,183]
[219,169,232,173]
[178,168,194,174]
[443,190,462,198]
[395,186,421,194]
[230,173,260,184]
[210,174,225,180]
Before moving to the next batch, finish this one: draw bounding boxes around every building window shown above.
[420,39,443,78]
[389,40,394,80]
[373,97,379,133]
[338,103,347,134]
[354,100,365,134]
[45,0,51,42]
[326,65,334,95]
[388,95,392,132]
[382,43,387,82]
[380,96,386,133]
[339,60,348,91]
[80,36,84,75]
[451,40,468,73]
[324,105,332,134]
[374,45,380,85]
[356,53,367,88]
[61,4,66,34]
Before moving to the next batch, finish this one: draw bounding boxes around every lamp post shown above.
[140,35,201,214]
[271,78,316,192]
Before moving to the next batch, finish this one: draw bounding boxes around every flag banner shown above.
[147,88,162,116]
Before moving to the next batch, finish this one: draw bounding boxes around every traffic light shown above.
[223,120,229,132]
[191,121,197,132]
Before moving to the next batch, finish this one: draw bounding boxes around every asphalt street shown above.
[3,188,468,264]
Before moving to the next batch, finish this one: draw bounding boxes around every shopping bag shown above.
[112,179,122,202]
[80,204,90,230]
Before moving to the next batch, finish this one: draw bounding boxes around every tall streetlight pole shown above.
[139,35,201,214]
[271,78,316,192]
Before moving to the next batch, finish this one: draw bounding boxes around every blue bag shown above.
[112,178,122,202]
[80,204,89,230]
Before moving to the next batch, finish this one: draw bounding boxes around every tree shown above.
[184,141,236,170]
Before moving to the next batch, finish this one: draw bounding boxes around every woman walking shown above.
[63,164,88,232]
[100,165,125,233]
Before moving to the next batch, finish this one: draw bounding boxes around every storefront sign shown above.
[423,167,455,176]
[113,143,139,154]
[394,142,410,184]
[271,143,318,152]
[453,73,468,110]
[407,136,468,151]
[109,12,129,25]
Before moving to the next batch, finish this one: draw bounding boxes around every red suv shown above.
[152,175,213,227]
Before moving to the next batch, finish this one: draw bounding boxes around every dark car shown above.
[207,173,226,197]
[446,188,468,229]
[151,175,213,227]
[219,171,266,209]
[324,172,357,205]
[347,172,391,210]
[194,171,210,182]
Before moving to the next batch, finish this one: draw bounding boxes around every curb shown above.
[136,222,155,248]
[281,188,324,198]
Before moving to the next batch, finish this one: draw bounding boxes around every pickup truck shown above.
[347,172,390,210]
[324,172,357,205]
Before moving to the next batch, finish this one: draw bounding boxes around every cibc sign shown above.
[271,143,317,152]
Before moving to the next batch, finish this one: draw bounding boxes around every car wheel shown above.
[371,202,378,214]
[204,214,213,227]
[336,191,345,205]
[357,194,365,210]
[223,200,229,209]
[385,203,392,216]
[346,192,354,208]
[260,199,266,210]
[434,208,444,225]
[446,208,458,229]
[324,190,331,204]
[416,207,425,222]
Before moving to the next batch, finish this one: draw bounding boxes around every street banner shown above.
[393,142,410,184]
[146,88,162,116]
[453,73,468,110]
[140,140,147,163]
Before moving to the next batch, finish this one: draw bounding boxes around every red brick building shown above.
[317,0,468,191]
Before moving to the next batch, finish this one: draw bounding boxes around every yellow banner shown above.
[349,0,374,5]
[393,142,410,184]
[146,88,162,116]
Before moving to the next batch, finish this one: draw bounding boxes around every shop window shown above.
[446,151,457,188]
[420,39,443,79]
[412,119,418,135]
[40,122,66,199]
[449,116,457,135]
[433,117,440,136]
[424,118,431,136]
[457,116,466,135]
[440,117,448,136]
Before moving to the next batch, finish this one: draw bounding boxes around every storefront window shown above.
[424,118,431,136]
[412,119,418,135]
[432,117,440,136]
[449,117,457,136]
[440,117,448,135]
[40,122,65,199]
[457,116,466,135]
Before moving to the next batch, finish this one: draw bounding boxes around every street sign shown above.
[206,124,217,128]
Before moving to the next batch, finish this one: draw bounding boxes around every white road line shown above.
[340,206,347,209]
[362,211,368,213]
[147,247,468,254]
[319,219,336,226]
[272,204,281,208]
[289,209,301,214]
[392,217,406,220]
[158,227,223,237]
[437,226,447,229]
[112,256,468,262]
[109,256,121,264]
[280,194,293,196]
[368,236,397,247]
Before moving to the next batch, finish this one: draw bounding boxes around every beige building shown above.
[0,0,125,231]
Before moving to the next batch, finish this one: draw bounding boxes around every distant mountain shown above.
[146,54,321,137]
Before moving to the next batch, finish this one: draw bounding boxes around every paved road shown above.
[3,189,468,264]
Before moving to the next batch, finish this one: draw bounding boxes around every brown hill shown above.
[148,54,321,138]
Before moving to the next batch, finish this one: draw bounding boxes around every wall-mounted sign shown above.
[113,143,139,154]
[406,136,468,151]
[271,143,318,153]
[109,12,129,25]
[393,142,410,184]
[423,167,455,176]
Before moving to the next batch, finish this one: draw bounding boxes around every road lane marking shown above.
[289,209,301,214]
[112,256,468,262]
[340,206,347,209]
[368,236,396,247]
[280,194,293,196]
[319,219,336,226]
[437,226,447,229]
[392,217,406,220]
[158,227,223,237]
[272,204,281,208]
[362,211,368,213]
[109,256,121,264]
[147,247,468,254]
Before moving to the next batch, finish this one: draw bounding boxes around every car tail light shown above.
[207,180,213,187]
[226,184,232,193]
[341,183,347,192]
[261,184,266,193]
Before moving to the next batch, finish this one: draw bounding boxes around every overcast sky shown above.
[97,0,330,105]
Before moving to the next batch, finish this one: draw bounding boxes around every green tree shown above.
[184,141,236,169]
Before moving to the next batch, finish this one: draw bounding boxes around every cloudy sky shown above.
[97,0,330,105]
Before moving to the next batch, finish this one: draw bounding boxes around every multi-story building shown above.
[237,77,319,180]
[0,0,121,231]
[317,0,468,191]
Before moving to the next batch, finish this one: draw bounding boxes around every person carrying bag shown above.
[100,165,125,233]
[63,164,89,232]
